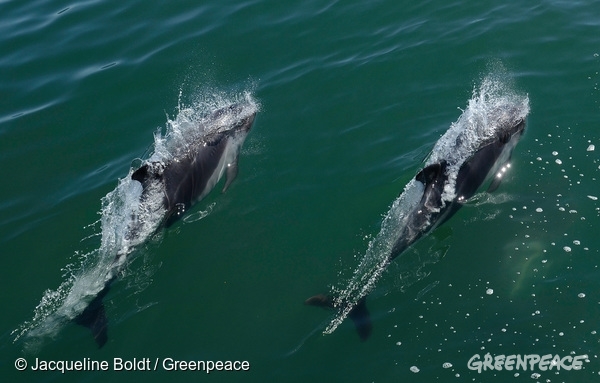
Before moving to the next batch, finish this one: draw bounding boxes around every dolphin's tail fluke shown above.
[305,294,373,341]
[73,284,111,348]
[347,297,372,341]
[304,293,333,308]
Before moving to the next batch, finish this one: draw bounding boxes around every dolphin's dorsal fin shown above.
[131,164,149,183]
[415,161,447,185]
[132,162,164,186]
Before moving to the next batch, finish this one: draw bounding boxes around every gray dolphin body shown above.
[388,118,525,261]
[130,105,256,229]
[307,97,529,340]
[76,104,256,347]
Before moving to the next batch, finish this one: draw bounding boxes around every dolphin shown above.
[129,104,256,230]
[74,103,257,347]
[307,88,529,340]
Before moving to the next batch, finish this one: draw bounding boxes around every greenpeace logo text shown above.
[467,353,587,373]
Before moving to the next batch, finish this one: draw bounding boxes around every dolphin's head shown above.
[496,118,525,145]
[235,111,256,133]
[507,118,525,136]
[208,103,256,135]
[492,102,527,143]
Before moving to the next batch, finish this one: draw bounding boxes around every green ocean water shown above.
[1,0,600,382]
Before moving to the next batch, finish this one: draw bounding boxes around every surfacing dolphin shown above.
[307,78,530,340]
[75,102,257,347]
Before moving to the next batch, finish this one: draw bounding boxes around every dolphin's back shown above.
[453,125,519,201]
[389,119,525,261]
[163,132,229,214]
